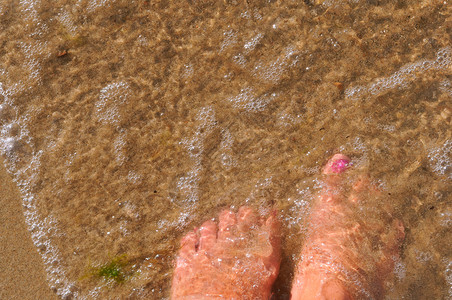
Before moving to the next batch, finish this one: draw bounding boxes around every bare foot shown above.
[171,207,281,299]
[291,154,405,300]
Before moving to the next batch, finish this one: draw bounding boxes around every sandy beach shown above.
[0,158,55,300]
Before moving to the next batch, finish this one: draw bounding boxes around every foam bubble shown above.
[240,10,251,19]
[19,0,40,22]
[414,249,433,264]
[182,135,204,161]
[219,129,236,169]
[286,193,312,231]
[252,45,299,84]
[176,107,219,225]
[195,106,216,134]
[6,122,21,135]
[228,86,277,112]
[376,123,396,133]
[176,170,200,204]
[15,40,51,90]
[439,210,452,227]
[243,32,264,54]
[0,95,77,298]
[428,139,451,179]
[232,53,247,67]
[95,81,130,125]
[439,79,452,96]
[114,133,127,165]
[25,195,78,298]
[181,63,194,80]
[277,112,303,128]
[1,136,20,153]
[445,260,452,298]
[392,255,406,280]
[299,165,320,175]
[86,0,110,13]
[220,29,238,53]
[57,9,78,35]
[127,170,142,185]
[346,47,452,101]
[181,106,217,161]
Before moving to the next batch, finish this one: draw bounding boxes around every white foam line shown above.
[1,81,80,298]
[3,149,79,298]
[345,46,452,101]
[177,107,218,225]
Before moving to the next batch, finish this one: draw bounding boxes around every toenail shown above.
[331,159,350,173]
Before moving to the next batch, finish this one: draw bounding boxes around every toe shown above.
[198,220,217,251]
[238,206,258,231]
[322,153,351,175]
[349,175,371,203]
[318,154,351,205]
[263,211,282,259]
[179,231,198,259]
[352,175,370,192]
[264,211,280,238]
[218,209,237,240]
[349,175,382,205]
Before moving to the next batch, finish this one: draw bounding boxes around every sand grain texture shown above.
[0,158,56,300]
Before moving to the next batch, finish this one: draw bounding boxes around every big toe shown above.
[319,154,351,204]
[323,153,351,175]
[179,231,198,261]
[198,220,217,251]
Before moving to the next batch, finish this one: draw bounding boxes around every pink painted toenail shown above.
[331,158,350,173]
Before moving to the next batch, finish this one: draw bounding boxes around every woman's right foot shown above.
[291,154,405,299]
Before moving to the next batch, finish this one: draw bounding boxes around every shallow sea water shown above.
[0,0,451,299]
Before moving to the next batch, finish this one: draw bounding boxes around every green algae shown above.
[84,254,135,284]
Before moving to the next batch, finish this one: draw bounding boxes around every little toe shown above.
[238,206,258,231]
[198,220,217,251]
[264,211,281,238]
[218,209,237,240]
[263,211,282,259]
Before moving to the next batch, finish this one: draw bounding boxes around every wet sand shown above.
[0,158,56,300]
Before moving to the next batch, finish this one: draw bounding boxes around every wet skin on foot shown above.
[291,154,405,300]
[171,154,405,300]
[171,206,281,299]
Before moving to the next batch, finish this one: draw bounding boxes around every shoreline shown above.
[0,158,56,300]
